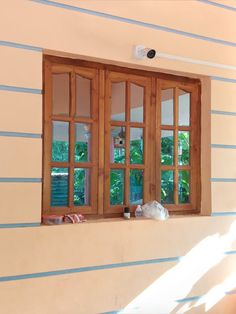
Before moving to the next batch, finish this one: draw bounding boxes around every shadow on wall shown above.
[115,220,236,314]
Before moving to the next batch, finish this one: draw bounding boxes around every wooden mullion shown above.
[156,79,161,202]
[110,121,128,127]
[125,81,130,206]
[174,87,179,205]
[51,116,71,122]
[51,162,70,168]
[43,59,53,213]
[74,162,94,168]
[129,122,145,128]
[73,117,94,124]
[160,125,175,131]
[104,70,111,212]
[90,69,99,213]
[69,72,76,210]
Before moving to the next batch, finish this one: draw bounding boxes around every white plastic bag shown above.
[142,200,169,220]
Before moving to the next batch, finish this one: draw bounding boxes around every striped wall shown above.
[0,1,236,313]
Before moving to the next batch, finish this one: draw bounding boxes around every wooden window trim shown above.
[43,55,201,218]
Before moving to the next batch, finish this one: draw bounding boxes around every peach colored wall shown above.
[0,1,236,313]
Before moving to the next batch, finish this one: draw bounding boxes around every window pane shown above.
[179,170,190,203]
[75,123,91,162]
[130,169,143,204]
[161,170,174,204]
[130,128,143,164]
[178,131,190,165]
[52,121,69,162]
[161,89,174,125]
[51,168,69,206]
[74,168,90,206]
[130,83,144,122]
[76,75,91,118]
[111,82,126,121]
[110,169,124,205]
[179,90,190,126]
[161,130,174,165]
[52,73,69,116]
[111,126,125,164]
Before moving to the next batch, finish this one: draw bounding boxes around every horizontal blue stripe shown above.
[211,178,236,183]
[198,0,236,12]
[0,256,180,282]
[225,250,236,255]
[105,288,236,312]
[0,178,41,183]
[0,40,42,52]
[176,295,202,303]
[211,212,236,217]
[226,289,236,295]
[211,76,236,84]
[211,110,236,116]
[0,131,41,139]
[211,144,236,149]
[0,223,40,229]
[0,249,235,282]
[31,0,236,48]
[0,85,42,94]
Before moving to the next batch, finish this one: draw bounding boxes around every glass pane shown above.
[130,169,143,204]
[111,82,126,121]
[178,131,190,165]
[161,130,174,165]
[74,168,90,206]
[131,83,144,122]
[179,170,190,203]
[76,75,91,118]
[110,169,124,205]
[161,89,174,125]
[52,73,69,116]
[52,121,69,162]
[75,123,91,162]
[130,128,143,164]
[161,170,174,204]
[111,126,125,164]
[51,168,69,207]
[179,90,190,126]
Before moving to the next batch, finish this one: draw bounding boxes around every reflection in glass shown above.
[130,169,143,204]
[51,168,69,206]
[161,130,174,165]
[179,90,190,126]
[52,73,69,116]
[52,121,69,162]
[131,83,144,122]
[110,169,124,205]
[111,127,125,164]
[161,170,174,204]
[161,89,174,125]
[111,82,126,121]
[74,168,90,206]
[178,131,190,165]
[75,123,91,162]
[179,170,190,203]
[76,75,91,118]
[130,128,143,164]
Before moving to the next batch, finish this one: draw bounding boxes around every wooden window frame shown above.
[43,55,201,218]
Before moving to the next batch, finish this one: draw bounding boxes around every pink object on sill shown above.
[42,215,64,225]
[64,213,86,223]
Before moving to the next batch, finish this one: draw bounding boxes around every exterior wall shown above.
[0,1,236,313]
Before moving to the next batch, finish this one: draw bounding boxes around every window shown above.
[43,56,201,217]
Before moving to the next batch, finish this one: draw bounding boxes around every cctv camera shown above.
[134,45,157,60]
[146,49,156,59]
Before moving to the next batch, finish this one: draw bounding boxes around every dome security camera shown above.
[134,45,157,60]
